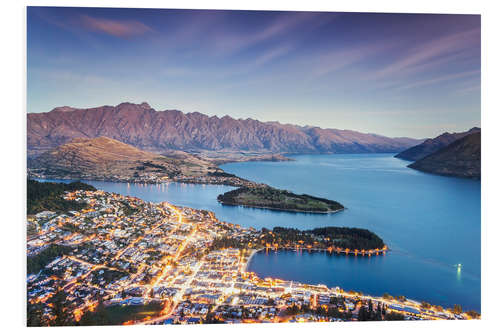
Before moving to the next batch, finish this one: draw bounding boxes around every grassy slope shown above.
[29,137,218,180]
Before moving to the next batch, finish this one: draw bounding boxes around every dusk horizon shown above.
[27,7,480,138]
[28,100,481,140]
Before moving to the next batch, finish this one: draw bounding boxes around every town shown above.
[27,167,259,188]
[27,189,477,326]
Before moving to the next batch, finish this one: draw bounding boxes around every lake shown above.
[37,153,481,311]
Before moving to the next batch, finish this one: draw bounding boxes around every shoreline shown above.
[244,246,388,268]
[28,154,480,315]
[31,176,346,215]
[218,200,345,214]
[244,248,259,272]
[28,180,475,316]
[29,174,245,186]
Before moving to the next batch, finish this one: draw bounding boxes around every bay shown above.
[36,153,481,311]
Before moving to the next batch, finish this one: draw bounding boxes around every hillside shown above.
[27,102,421,157]
[27,179,96,215]
[27,136,240,184]
[395,127,480,161]
[408,132,481,178]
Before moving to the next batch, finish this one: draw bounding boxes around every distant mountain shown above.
[395,127,480,161]
[27,102,422,157]
[28,136,217,182]
[408,132,481,178]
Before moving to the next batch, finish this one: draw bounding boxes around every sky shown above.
[27,7,480,138]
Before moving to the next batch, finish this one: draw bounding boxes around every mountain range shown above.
[395,127,480,161]
[408,132,481,178]
[27,102,422,157]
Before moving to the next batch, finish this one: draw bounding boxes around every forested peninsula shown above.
[27,179,96,214]
[217,186,344,213]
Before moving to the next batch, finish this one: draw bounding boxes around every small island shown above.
[217,186,344,213]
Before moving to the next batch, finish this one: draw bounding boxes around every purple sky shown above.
[27,7,480,138]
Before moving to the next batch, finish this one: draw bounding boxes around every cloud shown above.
[32,68,111,86]
[397,69,480,91]
[252,44,295,67]
[315,48,373,77]
[454,83,481,95]
[79,15,153,38]
[370,28,480,80]
[211,12,329,55]
[306,42,390,80]
[161,67,199,78]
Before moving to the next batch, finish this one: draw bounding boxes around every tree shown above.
[452,304,463,315]
[327,306,341,318]
[396,295,406,302]
[205,310,224,324]
[466,310,480,319]
[27,179,95,214]
[79,296,108,326]
[382,293,393,300]
[420,301,431,309]
[345,309,353,320]
[27,244,72,275]
[374,303,382,321]
[285,304,300,316]
[385,311,405,321]
[27,302,47,327]
[265,298,276,306]
[358,306,369,321]
[50,290,74,326]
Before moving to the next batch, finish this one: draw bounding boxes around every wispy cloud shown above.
[161,66,201,78]
[370,28,480,80]
[309,43,389,79]
[397,69,480,91]
[160,44,295,81]
[454,83,481,95]
[33,68,112,86]
[253,44,295,67]
[211,12,327,55]
[79,15,153,38]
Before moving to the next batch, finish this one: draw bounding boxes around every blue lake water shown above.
[37,153,481,311]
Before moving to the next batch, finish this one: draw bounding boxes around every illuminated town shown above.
[27,189,474,325]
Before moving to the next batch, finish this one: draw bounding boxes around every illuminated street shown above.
[27,189,474,324]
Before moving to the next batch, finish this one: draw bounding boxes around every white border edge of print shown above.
[2,1,497,333]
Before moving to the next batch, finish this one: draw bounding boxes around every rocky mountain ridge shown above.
[27,102,422,157]
[408,132,481,179]
[395,127,480,161]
